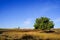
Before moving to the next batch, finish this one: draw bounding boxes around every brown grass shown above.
[0,29,60,40]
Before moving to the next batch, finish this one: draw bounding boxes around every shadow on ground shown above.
[20,35,37,40]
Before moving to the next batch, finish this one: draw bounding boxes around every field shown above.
[0,29,60,40]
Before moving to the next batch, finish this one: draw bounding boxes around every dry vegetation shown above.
[0,29,60,40]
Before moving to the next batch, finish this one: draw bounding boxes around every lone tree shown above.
[34,17,54,30]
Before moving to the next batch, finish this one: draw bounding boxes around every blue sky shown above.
[0,0,60,29]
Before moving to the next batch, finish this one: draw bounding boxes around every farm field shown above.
[0,29,60,40]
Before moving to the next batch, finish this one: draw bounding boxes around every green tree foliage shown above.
[34,17,54,30]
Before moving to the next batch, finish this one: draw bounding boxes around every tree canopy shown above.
[34,17,54,30]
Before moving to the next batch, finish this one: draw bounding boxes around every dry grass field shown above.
[0,29,60,40]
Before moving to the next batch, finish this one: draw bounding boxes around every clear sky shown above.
[0,0,60,29]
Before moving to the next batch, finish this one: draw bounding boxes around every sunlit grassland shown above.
[0,29,60,40]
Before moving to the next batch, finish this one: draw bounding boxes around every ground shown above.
[0,29,60,40]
